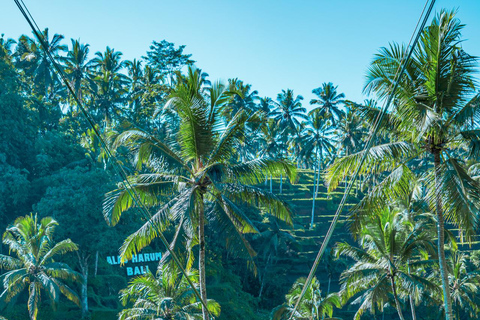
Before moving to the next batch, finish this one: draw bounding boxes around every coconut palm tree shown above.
[335,208,437,320]
[310,82,345,124]
[271,89,308,136]
[300,110,336,229]
[253,218,297,299]
[272,277,341,320]
[61,39,94,104]
[15,29,66,97]
[126,60,167,127]
[445,248,480,319]
[327,11,480,319]
[119,262,220,320]
[333,105,365,158]
[0,214,81,320]
[104,66,295,320]
[90,47,129,122]
[224,78,259,120]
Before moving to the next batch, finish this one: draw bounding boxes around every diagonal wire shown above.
[13,0,214,318]
[288,0,436,318]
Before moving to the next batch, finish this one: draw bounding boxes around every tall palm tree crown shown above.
[271,89,308,135]
[310,82,345,124]
[104,66,296,319]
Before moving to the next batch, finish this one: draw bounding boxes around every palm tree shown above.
[0,214,81,320]
[335,208,437,320]
[300,110,336,229]
[272,277,341,320]
[224,78,259,120]
[327,11,480,319]
[104,66,295,320]
[15,29,66,97]
[445,248,480,319]
[0,34,16,56]
[119,262,220,320]
[90,47,129,122]
[310,82,345,124]
[61,39,93,104]
[253,218,297,299]
[333,105,365,158]
[271,89,308,136]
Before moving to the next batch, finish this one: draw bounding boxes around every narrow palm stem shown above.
[410,295,417,320]
[390,276,406,320]
[310,161,318,229]
[434,149,453,320]
[198,196,208,320]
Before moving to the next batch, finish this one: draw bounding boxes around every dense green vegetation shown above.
[1,8,479,320]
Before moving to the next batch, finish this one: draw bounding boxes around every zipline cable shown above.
[288,1,436,318]
[13,0,214,318]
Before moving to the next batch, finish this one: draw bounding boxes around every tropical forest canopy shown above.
[1,8,480,320]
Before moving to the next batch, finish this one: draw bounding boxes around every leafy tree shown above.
[310,82,345,124]
[90,47,129,123]
[271,89,307,136]
[333,104,365,158]
[0,214,81,320]
[119,262,220,320]
[15,29,66,97]
[335,208,437,320]
[272,277,341,320]
[61,39,94,104]
[144,40,194,79]
[104,66,295,319]
[299,111,336,228]
[445,248,480,319]
[327,11,480,319]
[253,218,297,299]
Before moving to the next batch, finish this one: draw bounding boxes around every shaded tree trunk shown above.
[410,295,417,320]
[198,197,209,320]
[77,252,90,319]
[94,251,99,278]
[280,173,283,194]
[390,276,406,320]
[310,162,318,229]
[311,151,323,229]
[258,254,272,299]
[434,149,453,320]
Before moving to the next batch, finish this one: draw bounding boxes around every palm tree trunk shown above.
[409,295,417,320]
[311,151,323,229]
[77,252,90,319]
[280,173,283,194]
[310,163,318,229]
[258,254,272,299]
[390,276,406,320]
[198,198,209,320]
[434,149,453,320]
[270,175,273,193]
[94,251,99,278]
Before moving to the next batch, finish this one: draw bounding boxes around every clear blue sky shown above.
[2,0,479,109]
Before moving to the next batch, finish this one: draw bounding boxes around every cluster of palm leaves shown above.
[119,261,220,320]
[272,276,341,320]
[325,9,480,320]
[0,214,80,320]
